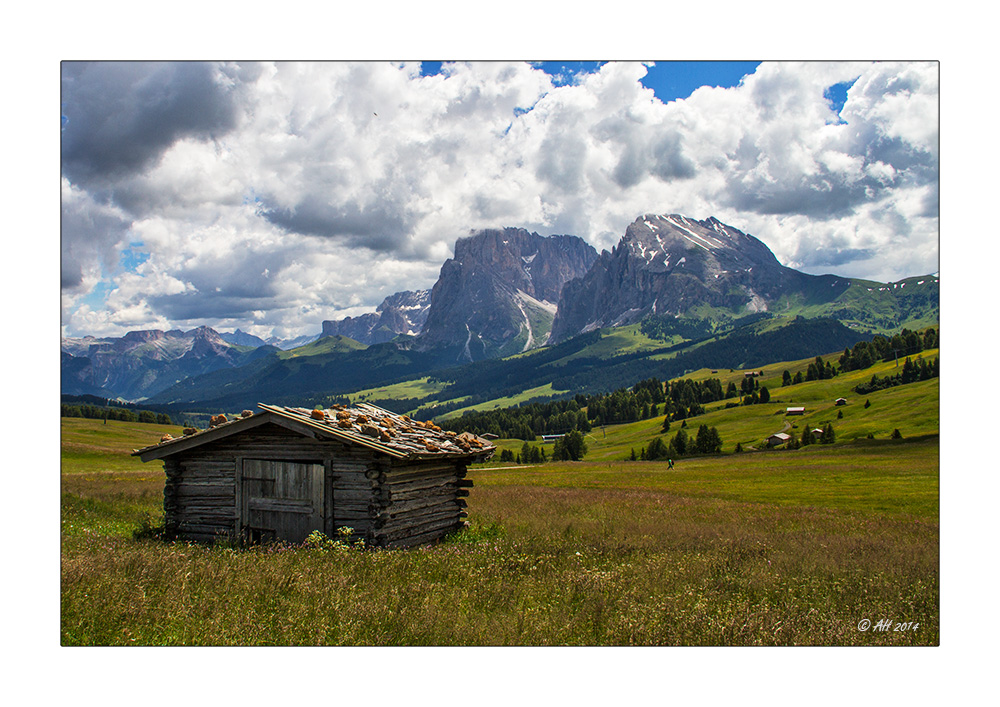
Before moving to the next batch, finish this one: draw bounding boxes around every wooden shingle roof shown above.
[132,402,495,462]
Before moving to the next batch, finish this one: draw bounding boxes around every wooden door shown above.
[240,459,325,544]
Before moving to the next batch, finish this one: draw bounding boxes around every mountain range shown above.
[61,214,939,408]
[61,326,278,400]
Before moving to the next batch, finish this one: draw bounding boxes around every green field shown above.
[437,383,571,420]
[61,406,939,645]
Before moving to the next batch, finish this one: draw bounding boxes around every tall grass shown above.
[61,418,938,646]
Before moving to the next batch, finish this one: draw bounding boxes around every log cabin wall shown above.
[162,422,378,543]
[371,460,470,549]
[158,420,475,547]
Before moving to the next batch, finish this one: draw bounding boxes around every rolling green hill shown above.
[145,336,440,412]
[482,346,939,465]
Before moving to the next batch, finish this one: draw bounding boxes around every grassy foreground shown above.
[61,418,938,646]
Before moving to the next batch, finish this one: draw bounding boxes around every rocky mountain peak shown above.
[416,227,598,360]
[321,290,432,345]
[549,214,815,343]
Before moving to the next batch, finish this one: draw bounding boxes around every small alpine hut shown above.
[766,432,791,447]
[132,403,495,549]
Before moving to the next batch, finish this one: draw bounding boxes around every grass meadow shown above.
[61,414,938,646]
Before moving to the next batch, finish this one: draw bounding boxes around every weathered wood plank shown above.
[386,485,457,503]
[377,514,463,544]
[383,495,459,517]
[378,508,460,535]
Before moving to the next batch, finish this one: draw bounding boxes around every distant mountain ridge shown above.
[219,329,268,348]
[61,326,277,400]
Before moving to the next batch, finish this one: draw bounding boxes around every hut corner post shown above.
[368,459,473,549]
[162,459,182,540]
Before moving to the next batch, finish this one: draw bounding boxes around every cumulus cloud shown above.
[60,60,938,339]
[60,178,131,291]
[61,62,239,188]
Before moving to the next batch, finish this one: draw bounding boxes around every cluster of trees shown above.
[497,442,548,464]
[442,398,591,440]
[584,382,666,426]
[551,430,588,461]
[444,375,737,440]
[726,375,771,406]
[61,403,174,425]
[854,356,939,394]
[801,423,836,446]
[495,431,588,464]
[633,424,723,460]
[638,315,715,342]
[589,376,731,427]
[805,356,838,381]
[782,355,837,386]
[839,328,938,372]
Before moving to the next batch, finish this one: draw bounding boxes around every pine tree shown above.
[670,427,689,456]
[647,437,668,460]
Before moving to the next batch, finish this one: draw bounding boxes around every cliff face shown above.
[550,214,832,343]
[416,227,598,361]
[321,290,431,345]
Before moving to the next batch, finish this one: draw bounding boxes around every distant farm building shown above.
[132,403,494,549]
[540,434,563,443]
[766,432,791,447]
[835,398,848,406]
[810,428,825,439]
[786,406,805,415]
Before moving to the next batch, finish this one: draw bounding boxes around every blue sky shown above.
[60,60,939,340]
[423,60,762,103]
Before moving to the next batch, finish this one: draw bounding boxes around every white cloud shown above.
[61,60,939,338]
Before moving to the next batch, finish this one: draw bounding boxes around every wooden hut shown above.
[132,403,495,549]
[766,432,791,447]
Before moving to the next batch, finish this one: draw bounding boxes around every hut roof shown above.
[132,402,495,462]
